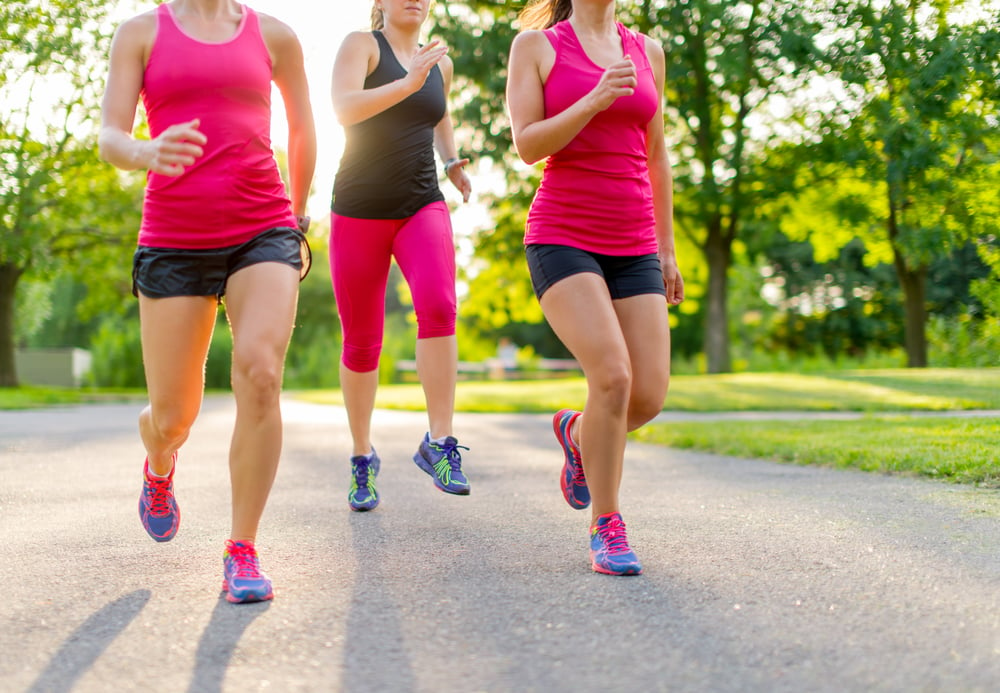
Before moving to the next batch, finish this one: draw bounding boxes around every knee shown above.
[342,342,381,372]
[145,405,196,445]
[590,360,632,413]
[414,298,456,340]
[627,377,670,431]
[231,349,284,405]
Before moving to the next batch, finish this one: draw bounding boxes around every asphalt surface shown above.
[2,397,998,692]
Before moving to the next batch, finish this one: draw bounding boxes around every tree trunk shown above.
[886,189,928,368]
[894,250,929,367]
[0,263,23,387]
[704,216,732,373]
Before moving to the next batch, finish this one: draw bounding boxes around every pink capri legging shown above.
[330,200,457,372]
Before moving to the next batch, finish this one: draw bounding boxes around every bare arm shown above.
[506,30,638,165]
[432,55,471,203]
[332,32,448,127]
[644,36,683,305]
[263,14,316,219]
[98,13,206,175]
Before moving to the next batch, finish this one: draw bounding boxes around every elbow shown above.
[97,129,112,164]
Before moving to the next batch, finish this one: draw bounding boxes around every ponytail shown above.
[371,3,384,30]
[518,0,573,30]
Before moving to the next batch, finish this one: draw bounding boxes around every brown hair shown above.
[371,3,384,30]
[518,0,573,30]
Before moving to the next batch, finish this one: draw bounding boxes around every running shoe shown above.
[590,512,643,576]
[413,434,470,495]
[348,450,381,511]
[138,454,179,542]
[554,409,589,509]
[222,539,273,604]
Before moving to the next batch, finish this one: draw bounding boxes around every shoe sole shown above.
[222,586,274,603]
[591,561,643,576]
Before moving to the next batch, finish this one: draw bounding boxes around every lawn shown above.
[632,416,1000,488]
[4,369,997,487]
[294,368,1000,413]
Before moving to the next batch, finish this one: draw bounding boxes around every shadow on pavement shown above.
[342,511,417,693]
[187,595,271,693]
[26,589,151,693]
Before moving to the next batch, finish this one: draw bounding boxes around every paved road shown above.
[2,398,998,692]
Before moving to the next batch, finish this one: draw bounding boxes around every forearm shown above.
[513,100,599,165]
[649,149,676,255]
[433,116,460,162]
[98,126,152,171]
[286,126,317,217]
[334,79,417,127]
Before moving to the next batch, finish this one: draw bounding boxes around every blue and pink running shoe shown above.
[553,409,589,509]
[222,539,273,604]
[590,512,643,576]
[139,455,179,542]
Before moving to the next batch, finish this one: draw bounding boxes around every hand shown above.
[403,40,449,93]
[295,215,311,233]
[659,252,685,306]
[146,118,206,176]
[587,57,637,112]
[446,158,471,203]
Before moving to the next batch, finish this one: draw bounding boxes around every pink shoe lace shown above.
[595,515,631,555]
[225,540,262,578]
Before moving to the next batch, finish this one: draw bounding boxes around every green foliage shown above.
[0,0,131,386]
[816,0,1000,365]
[86,311,144,388]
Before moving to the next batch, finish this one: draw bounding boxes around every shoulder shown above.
[510,29,554,57]
[640,32,665,68]
[256,11,300,50]
[111,9,158,48]
[340,30,379,55]
[437,52,454,79]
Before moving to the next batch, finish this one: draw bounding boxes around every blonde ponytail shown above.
[518,0,573,30]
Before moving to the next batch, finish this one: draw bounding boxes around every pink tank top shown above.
[525,21,659,255]
[139,3,295,249]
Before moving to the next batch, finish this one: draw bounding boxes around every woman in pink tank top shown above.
[98,0,316,603]
[507,0,685,576]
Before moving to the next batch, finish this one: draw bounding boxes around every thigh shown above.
[539,272,629,375]
[139,294,218,414]
[225,262,300,364]
[614,292,671,398]
[330,214,395,331]
[392,201,456,305]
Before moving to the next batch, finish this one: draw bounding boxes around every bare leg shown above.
[540,274,632,522]
[615,294,671,432]
[340,363,379,456]
[224,262,299,543]
[138,294,217,475]
[416,334,457,439]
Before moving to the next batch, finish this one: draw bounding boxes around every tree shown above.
[0,0,137,386]
[821,0,1000,366]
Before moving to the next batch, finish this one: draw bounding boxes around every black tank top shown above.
[332,31,447,219]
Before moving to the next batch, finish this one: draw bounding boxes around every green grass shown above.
[294,368,1000,413]
[7,369,998,487]
[632,416,1000,488]
[0,386,146,410]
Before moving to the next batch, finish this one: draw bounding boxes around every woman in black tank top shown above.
[329,0,473,510]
